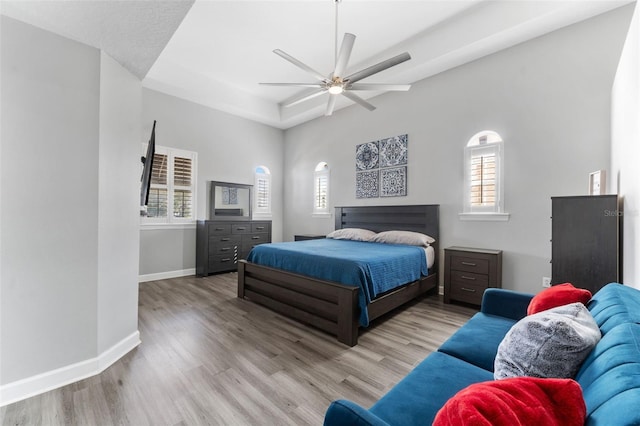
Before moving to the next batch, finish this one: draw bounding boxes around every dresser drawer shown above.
[251,222,270,233]
[451,255,489,274]
[232,224,251,234]
[208,224,231,235]
[242,233,269,246]
[210,243,238,255]
[209,235,241,245]
[209,254,238,271]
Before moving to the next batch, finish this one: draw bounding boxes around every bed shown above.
[237,204,439,346]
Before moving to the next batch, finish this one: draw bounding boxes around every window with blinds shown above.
[470,153,496,207]
[463,131,504,215]
[142,145,197,223]
[313,162,330,214]
[254,165,271,215]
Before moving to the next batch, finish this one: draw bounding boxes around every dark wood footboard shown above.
[238,260,437,346]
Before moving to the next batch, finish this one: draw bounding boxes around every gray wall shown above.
[1,16,140,391]
[139,89,284,277]
[97,52,142,353]
[283,6,633,295]
[611,3,640,289]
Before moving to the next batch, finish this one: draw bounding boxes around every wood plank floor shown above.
[1,273,476,426]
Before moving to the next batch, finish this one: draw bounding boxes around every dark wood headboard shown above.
[335,204,440,270]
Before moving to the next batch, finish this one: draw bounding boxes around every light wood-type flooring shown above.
[1,273,476,426]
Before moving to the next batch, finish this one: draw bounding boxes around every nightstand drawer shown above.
[451,256,489,274]
[451,270,489,287]
[449,280,487,305]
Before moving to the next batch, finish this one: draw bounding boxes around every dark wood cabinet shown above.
[444,247,502,306]
[196,220,271,276]
[551,195,620,293]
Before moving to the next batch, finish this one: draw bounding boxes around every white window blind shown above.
[470,152,496,207]
[143,145,197,224]
[462,131,505,218]
[254,165,272,216]
[313,162,330,214]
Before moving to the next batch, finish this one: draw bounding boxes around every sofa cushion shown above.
[369,352,493,426]
[527,283,592,315]
[494,303,601,379]
[575,323,640,425]
[438,312,517,372]
[432,377,586,426]
[587,282,640,334]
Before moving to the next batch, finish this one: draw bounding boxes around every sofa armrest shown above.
[481,288,534,321]
[324,400,391,426]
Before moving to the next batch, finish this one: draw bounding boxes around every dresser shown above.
[196,220,271,276]
[551,195,620,293]
[444,247,503,306]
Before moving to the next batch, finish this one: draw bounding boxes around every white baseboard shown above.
[138,268,196,283]
[0,331,140,407]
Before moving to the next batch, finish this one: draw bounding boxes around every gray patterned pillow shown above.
[494,302,601,380]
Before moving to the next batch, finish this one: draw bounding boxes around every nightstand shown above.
[294,234,326,241]
[444,246,502,306]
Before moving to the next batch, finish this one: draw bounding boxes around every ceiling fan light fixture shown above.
[328,84,344,95]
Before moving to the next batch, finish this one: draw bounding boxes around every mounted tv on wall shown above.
[140,120,156,210]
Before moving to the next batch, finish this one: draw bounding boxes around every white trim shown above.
[138,268,196,283]
[458,212,510,221]
[312,212,332,218]
[0,331,140,407]
[140,222,196,231]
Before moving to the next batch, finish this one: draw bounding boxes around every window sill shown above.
[140,221,197,231]
[312,212,331,218]
[253,212,273,220]
[458,212,510,222]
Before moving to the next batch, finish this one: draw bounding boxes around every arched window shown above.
[462,131,508,220]
[313,162,330,215]
[254,165,271,216]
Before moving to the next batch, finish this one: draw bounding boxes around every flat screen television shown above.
[140,120,156,208]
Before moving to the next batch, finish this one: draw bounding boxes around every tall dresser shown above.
[196,220,271,276]
[551,195,620,293]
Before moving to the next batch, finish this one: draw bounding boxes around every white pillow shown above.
[371,230,435,247]
[326,228,376,242]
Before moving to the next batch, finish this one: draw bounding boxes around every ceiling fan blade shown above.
[348,83,411,91]
[342,91,376,111]
[345,52,411,84]
[260,83,325,88]
[333,33,356,78]
[273,49,328,82]
[325,95,338,116]
[281,88,328,108]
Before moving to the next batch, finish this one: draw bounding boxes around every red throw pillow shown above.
[527,283,592,315]
[433,377,586,426]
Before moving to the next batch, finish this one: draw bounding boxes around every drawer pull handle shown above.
[461,287,476,293]
[252,236,261,240]
[221,258,231,262]
[236,227,246,230]
[255,226,265,230]
[461,261,477,266]
[215,227,225,231]
[461,275,476,281]
[220,248,230,251]
[221,238,230,242]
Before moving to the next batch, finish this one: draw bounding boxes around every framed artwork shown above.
[355,134,408,198]
[381,166,407,197]
[356,170,379,198]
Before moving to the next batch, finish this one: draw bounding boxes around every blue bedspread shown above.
[246,239,428,326]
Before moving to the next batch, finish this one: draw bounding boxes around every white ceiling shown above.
[2,0,633,129]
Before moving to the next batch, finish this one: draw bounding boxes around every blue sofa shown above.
[324,283,640,426]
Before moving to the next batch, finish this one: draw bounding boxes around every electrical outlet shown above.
[542,277,551,288]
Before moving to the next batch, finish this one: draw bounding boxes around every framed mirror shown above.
[210,181,252,220]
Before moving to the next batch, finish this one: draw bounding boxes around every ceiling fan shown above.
[260,0,412,116]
